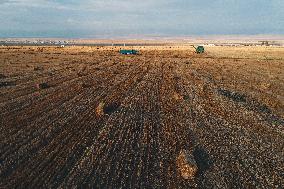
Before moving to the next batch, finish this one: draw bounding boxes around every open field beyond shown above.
[0,46,284,188]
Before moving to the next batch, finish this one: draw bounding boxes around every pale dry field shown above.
[0,46,283,188]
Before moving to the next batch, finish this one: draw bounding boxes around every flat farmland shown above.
[0,46,284,188]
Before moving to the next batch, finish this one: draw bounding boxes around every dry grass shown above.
[0,46,283,188]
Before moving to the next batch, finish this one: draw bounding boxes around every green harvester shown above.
[192,45,205,54]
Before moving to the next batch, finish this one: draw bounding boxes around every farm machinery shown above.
[119,49,139,55]
[191,45,205,54]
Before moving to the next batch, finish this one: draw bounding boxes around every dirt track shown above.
[0,46,283,188]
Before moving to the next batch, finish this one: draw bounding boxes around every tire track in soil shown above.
[0,54,145,124]
[174,58,284,188]
[0,53,99,86]
[0,58,129,150]
[1,54,144,149]
[0,49,108,89]
[156,58,199,188]
[60,57,163,188]
[61,53,197,188]
[1,55,152,187]
[1,49,283,188]
[0,53,144,117]
[0,57,128,136]
[0,55,114,105]
[0,50,122,99]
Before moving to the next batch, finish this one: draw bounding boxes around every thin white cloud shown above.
[0,0,283,37]
[1,0,173,12]
[0,0,77,10]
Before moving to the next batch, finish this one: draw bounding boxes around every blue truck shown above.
[119,49,139,55]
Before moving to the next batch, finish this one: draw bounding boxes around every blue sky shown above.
[0,0,283,38]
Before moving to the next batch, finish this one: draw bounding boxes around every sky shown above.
[0,0,283,38]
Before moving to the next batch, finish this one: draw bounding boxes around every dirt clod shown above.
[81,82,93,88]
[34,66,44,71]
[96,102,105,117]
[0,81,16,88]
[0,73,6,78]
[176,150,198,180]
[218,88,247,103]
[36,82,50,89]
[173,92,184,101]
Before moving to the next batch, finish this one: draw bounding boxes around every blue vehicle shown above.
[119,49,139,55]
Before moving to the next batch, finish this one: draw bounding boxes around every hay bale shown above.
[173,92,183,101]
[96,102,105,117]
[176,150,198,180]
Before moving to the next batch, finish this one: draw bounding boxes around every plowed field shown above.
[0,46,284,188]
